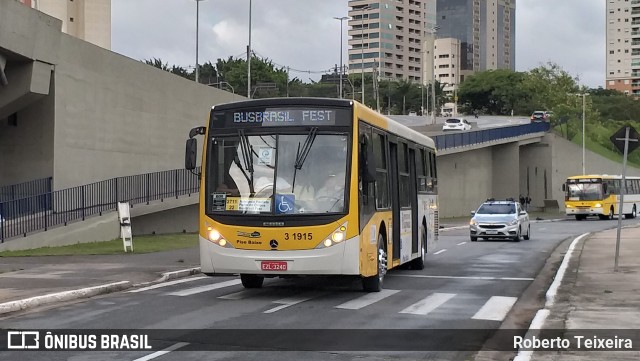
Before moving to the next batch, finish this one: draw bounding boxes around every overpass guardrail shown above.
[0,168,200,243]
[432,122,550,151]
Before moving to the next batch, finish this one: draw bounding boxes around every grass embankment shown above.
[0,233,198,257]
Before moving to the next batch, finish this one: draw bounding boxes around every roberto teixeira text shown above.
[6,331,153,351]
[514,335,634,350]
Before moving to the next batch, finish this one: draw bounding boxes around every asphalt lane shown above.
[1,217,639,361]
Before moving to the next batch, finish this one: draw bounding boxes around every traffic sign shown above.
[610,125,640,154]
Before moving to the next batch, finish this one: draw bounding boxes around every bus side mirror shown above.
[360,137,376,183]
[562,184,566,192]
[185,138,197,170]
[603,183,608,194]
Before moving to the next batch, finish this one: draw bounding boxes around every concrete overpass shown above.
[2,1,640,250]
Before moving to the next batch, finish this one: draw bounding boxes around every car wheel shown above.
[513,227,521,242]
[363,234,387,292]
[523,225,530,240]
[240,274,264,289]
[470,236,478,242]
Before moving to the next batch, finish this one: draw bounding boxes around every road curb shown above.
[133,267,202,288]
[0,281,132,316]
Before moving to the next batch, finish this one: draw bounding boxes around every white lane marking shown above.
[128,276,208,293]
[218,290,253,300]
[388,274,534,281]
[335,289,400,310]
[472,296,518,321]
[538,228,547,231]
[546,232,589,306]
[132,342,189,361]
[167,279,242,296]
[457,242,467,246]
[434,249,447,255]
[399,293,456,315]
[263,293,323,313]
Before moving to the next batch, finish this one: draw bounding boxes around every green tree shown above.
[457,69,526,115]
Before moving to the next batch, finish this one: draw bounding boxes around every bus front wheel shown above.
[363,234,387,292]
[625,205,637,219]
[240,274,264,288]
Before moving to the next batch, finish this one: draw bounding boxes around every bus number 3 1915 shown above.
[284,232,313,241]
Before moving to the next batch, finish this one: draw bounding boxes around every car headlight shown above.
[509,219,519,226]
[470,219,478,226]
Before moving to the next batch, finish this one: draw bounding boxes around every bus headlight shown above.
[316,223,348,249]
[595,203,602,208]
[566,204,573,208]
[207,227,234,248]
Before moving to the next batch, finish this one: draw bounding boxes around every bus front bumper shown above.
[565,207,603,216]
[199,236,360,276]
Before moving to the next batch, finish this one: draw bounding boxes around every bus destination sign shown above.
[212,108,351,128]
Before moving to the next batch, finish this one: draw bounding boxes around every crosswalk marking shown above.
[399,293,456,315]
[218,290,253,300]
[263,293,324,314]
[335,289,400,310]
[128,276,208,293]
[472,296,517,321]
[166,279,242,296]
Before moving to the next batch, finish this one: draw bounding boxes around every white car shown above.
[469,199,531,242]
[442,118,472,131]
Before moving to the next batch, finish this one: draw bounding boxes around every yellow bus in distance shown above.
[185,98,439,292]
[563,174,640,220]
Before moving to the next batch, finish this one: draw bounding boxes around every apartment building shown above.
[606,0,640,95]
[17,0,111,50]
[347,0,437,83]
[435,0,515,75]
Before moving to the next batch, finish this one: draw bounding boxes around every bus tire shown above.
[240,274,264,288]
[363,234,387,292]
[576,215,587,221]
[410,225,427,270]
[625,205,637,219]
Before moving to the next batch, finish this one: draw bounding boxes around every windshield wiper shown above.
[291,127,318,191]
[236,130,255,195]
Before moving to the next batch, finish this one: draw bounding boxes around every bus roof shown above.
[567,174,640,180]
[210,97,436,151]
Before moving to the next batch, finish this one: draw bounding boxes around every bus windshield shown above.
[567,183,603,201]
[207,132,349,215]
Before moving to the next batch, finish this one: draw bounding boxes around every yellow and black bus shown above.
[564,174,640,220]
[185,98,438,292]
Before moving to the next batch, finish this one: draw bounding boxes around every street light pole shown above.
[334,16,349,99]
[247,0,252,99]
[582,93,587,175]
[195,0,205,83]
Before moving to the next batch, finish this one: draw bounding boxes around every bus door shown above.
[408,147,418,254]
[389,139,401,261]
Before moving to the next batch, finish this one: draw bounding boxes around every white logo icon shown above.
[7,331,40,349]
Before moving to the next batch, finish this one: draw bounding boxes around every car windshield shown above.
[476,203,516,215]
[567,183,603,201]
[207,133,349,215]
[446,119,461,124]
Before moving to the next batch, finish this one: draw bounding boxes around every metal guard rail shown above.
[0,168,200,242]
[433,122,550,151]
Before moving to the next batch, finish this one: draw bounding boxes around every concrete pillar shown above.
[492,143,520,200]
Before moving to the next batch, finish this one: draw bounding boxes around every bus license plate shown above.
[486,231,498,235]
[261,261,287,271]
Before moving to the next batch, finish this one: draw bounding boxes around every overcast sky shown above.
[112,0,605,87]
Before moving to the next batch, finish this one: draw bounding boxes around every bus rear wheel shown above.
[575,215,587,221]
[625,205,637,219]
[410,225,427,270]
[363,234,387,292]
[240,274,264,288]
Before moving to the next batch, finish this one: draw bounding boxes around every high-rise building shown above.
[436,0,515,74]
[17,0,111,50]
[347,0,437,84]
[606,0,640,95]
